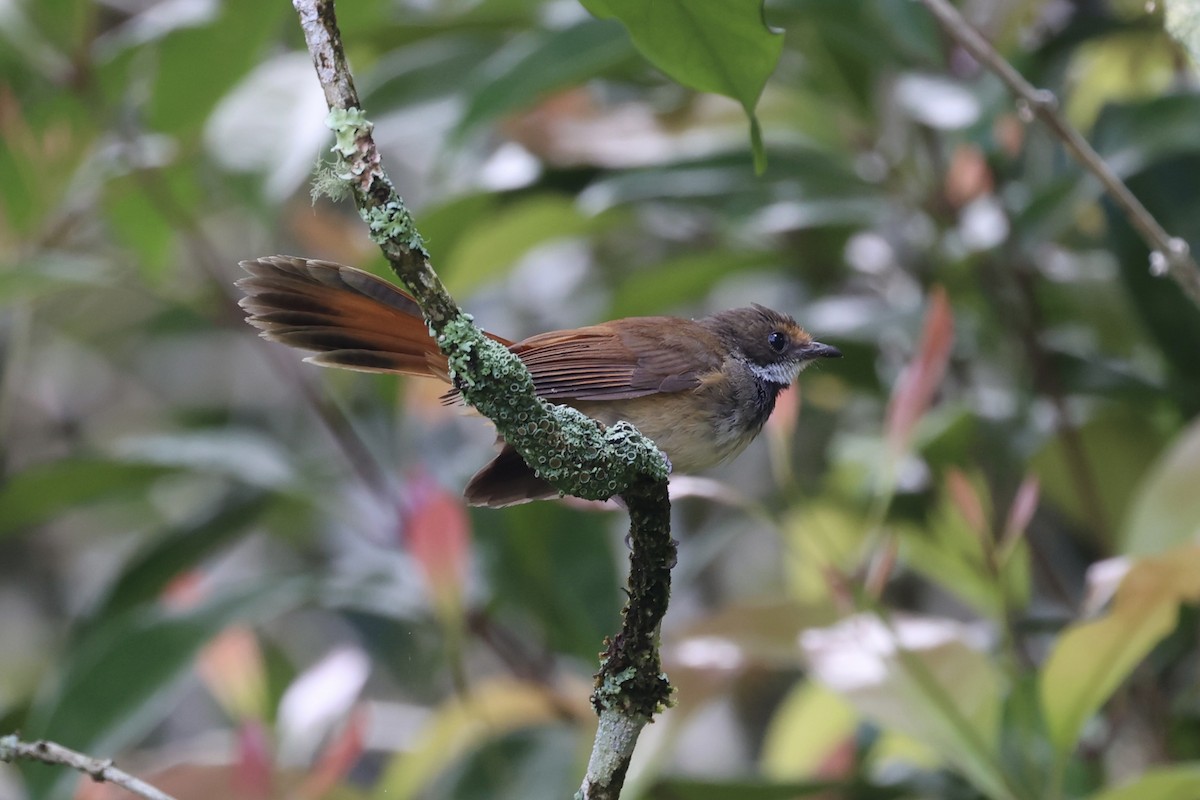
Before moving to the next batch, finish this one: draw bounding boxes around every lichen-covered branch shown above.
[918,0,1200,307]
[291,1,675,796]
[0,736,177,800]
[578,480,674,800]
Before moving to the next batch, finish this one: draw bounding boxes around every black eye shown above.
[767,331,787,353]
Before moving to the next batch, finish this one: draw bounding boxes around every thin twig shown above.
[1,735,177,800]
[288,2,675,797]
[918,0,1200,307]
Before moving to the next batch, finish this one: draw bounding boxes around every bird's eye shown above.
[767,331,787,353]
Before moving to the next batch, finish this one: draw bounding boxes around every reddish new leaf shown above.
[403,470,472,604]
[885,287,954,460]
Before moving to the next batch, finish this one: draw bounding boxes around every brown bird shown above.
[237,256,841,507]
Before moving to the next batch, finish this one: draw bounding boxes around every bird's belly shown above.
[572,396,757,473]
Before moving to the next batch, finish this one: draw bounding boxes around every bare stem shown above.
[918,0,1200,307]
[1,736,177,800]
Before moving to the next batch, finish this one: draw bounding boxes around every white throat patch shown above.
[746,359,804,386]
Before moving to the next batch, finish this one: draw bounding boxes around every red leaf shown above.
[233,720,274,800]
[1001,474,1040,552]
[403,470,472,601]
[297,705,368,800]
[945,469,988,538]
[197,625,267,722]
[885,287,954,459]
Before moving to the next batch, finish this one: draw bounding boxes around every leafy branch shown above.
[290,1,674,797]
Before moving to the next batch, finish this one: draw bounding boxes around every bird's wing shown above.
[510,317,721,401]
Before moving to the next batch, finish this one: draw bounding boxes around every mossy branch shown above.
[291,1,676,795]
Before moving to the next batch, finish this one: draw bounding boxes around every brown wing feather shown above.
[510,317,721,401]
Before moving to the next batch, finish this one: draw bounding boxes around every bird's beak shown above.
[801,341,842,360]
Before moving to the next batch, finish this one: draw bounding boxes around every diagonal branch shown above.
[290,2,675,796]
[918,0,1200,307]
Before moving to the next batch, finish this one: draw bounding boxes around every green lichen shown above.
[310,159,350,203]
[594,667,639,707]
[326,107,371,157]
[360,201,426,255]
[434,313,667,502]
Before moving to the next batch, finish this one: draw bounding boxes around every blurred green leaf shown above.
[581,0,783,169]
[1094,96,1200,179]
[89,490,277,622]
[1031,408,1167,544]
[102,177,176,276]
[802,614,1015,800]
[1040,546,1200,760]
[1122,417,1200,555]
[413,192,501,268]
[782,502,867,604]
[148,1,287,134]
[1063,32,1174,131]
[0,458,171,539]
[760,681,857,780]
[0,254,114,300]
[26,0,89,52]
[899,473,1031,620]
[364,35,507,112]
[455,19,635,138]
[22,578,314,800]
[110,430,295,488]
[1089,764,1200,800]
[643,777,854,799]
[373,678,578,800]
[1166,0,1200,66]
[610,250,779,317]
[475,503,619,661]
[440,194,620,295]
[427,724,582,800]
[0,94,92,238]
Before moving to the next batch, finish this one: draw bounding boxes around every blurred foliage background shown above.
[3,0,1200,798]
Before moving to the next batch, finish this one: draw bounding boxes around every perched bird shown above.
[237,256,841,507]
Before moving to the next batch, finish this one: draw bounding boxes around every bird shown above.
[236,255,841,507]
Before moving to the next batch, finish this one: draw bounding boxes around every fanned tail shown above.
[237,255,453,379]
[237,255,554,507]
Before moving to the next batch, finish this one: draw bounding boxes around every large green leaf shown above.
[147,1,286,134]
[1122,417,1200,555]
[475,503,619,662]
[0,458,171,540]
[582,0,783,170]
[1031,408,1168,545]
[610,250,780,318]
[88,490,277,623]
[1040,546,1200,759]
[439,194,621,295]
[372,678,580,800]
[1089,765,1200,800]
[455,19,635,138]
